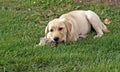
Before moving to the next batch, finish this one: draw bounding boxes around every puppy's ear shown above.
[45,25,49,37]
[64,19,72,37]
[60,18,72,31]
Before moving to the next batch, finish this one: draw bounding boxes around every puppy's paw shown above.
[94,34,103,39]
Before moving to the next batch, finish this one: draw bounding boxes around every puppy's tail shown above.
[102,24,110,33]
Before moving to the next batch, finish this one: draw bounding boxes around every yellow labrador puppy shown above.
[45,10,109,43]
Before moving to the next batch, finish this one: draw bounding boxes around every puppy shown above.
[45,10,109,43]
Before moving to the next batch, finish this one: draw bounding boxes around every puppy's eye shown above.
[50,29,53,32]
[59,27,63,31]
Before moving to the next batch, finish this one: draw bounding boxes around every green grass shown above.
[0,0,120,72]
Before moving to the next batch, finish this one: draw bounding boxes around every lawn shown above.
[0,0,120,72]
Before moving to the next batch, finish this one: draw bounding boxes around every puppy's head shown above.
[45,18,71,43]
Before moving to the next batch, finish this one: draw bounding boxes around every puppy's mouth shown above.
[54,40,64,47]
[54,40,64,43]
[61,40,65,43]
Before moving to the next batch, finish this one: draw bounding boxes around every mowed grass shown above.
[0,0,120,72]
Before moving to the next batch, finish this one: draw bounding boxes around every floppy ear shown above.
[60,18,72,33]
[64,20,72,37]
[45,25,49,37]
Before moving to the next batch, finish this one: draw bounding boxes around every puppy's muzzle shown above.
[54,37,59,42]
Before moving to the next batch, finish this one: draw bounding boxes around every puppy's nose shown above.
[54,37,59,42]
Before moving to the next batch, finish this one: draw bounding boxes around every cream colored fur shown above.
[45,10,109,43]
